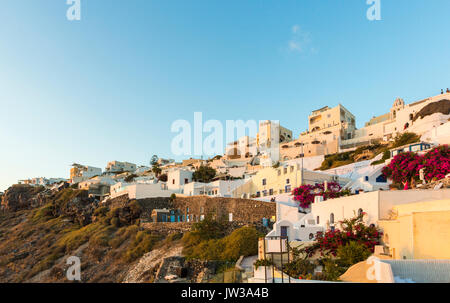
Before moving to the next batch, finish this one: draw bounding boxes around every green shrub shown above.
[183,226,262,262]
[31,203,54,222]
[122,230,162,262]
[284,259,315,278]
[221,227,261,261]
[109,225,139,248]
[254,259,273,269]
[94,206,109,218]
[391,132,420,148]
[110,217,120,228]
[165,232,183,243]
[336,241,372,268]
[371,150,391,166]
[56,223,105,252]
[320,258,346,281]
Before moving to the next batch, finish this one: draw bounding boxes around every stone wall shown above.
[108,196,173,218]
[141,222,193,234]
[109,195,275,225]
[171,196,276,224]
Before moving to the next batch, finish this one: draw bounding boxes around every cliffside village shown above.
[6,89,450,283]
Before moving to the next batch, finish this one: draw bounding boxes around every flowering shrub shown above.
[381,152,422,184]
[300,212,382,257]
[419,145,450,182]
[382,145,450,186]
[292,182,350,209]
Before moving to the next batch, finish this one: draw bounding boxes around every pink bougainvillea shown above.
[383,145,450,186]
[381,151,422,184]
[419,145,450,182]
[292,182,350,209]
[301,212,382,257]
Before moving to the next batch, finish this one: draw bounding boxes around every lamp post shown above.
[301,143,304,186]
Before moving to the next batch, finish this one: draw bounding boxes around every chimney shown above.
[442,89,444,94]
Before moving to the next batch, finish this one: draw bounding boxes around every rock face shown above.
[1,185,46,211]
[413,99,450,122]
[51,190,98,226]
[123,244,184,283]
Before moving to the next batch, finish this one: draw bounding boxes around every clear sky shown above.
[1,0,450,191]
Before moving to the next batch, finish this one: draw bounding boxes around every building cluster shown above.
[16,91,450,204]
[14,90,450,279]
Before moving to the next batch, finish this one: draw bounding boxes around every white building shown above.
[105,161,137,173]
[134,166,151,174]
[167,168,194,192]
[266,189,450,242]
[18,177,67,187]
[70,164,102,183]
[110,181,175,199]
[182,179,246,197]
[340,92,450,149]
[78,176,117,191]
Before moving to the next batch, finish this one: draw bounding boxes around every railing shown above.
[261,236,292,283]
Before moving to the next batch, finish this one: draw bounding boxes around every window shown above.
[330,213,335,224]
[269,189,273,195]
[286,179,290,184]
[184,178,188,184]
[280,226,288,238]
[172,179,175,184]
[290,166,294,173]
[284,167,288,174]
[316,216,320,224]
[376,174,387,183]
[309,233,314,240]
[277,170,281,176]
[262,179,267,186]
[358,208,364,216]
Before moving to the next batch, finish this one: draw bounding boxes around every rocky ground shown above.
[0,184,187,282]
[0,184,250,283]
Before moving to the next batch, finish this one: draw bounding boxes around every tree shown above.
[192,165,217,183]
[150,155,161,177]
[158,174,167,182]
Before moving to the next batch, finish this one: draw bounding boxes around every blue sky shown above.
[1,0,450,191]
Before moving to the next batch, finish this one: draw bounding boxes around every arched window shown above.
[358,208,364,217]
[316,216,320,224]
[309,233,314,240]
[330,213,335,224]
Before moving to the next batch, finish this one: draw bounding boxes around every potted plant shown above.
[253,259,274,281]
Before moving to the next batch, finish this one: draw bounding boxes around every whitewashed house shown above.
[266,189,450,242]
[110,181,175,199]
[167,168,194,192]
[182,179,246,197]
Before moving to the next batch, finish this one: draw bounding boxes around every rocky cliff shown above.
[0,185,271,283]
